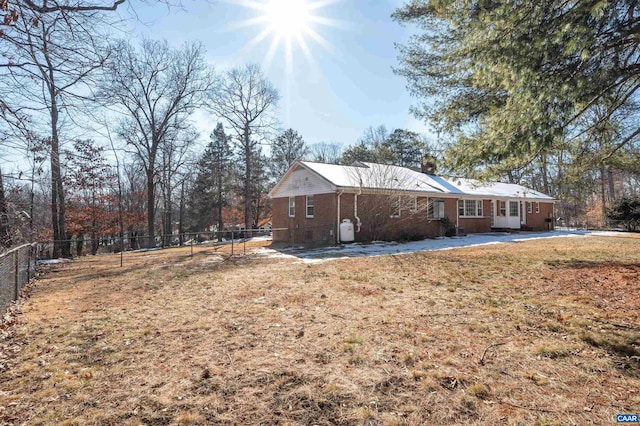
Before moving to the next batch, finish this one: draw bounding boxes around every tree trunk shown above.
[607,167,615,202]
[76,233,84,257]
[178,180,185,246]
[217,187,223,243]
[243,127,253,235]
[540,153,550,195]
[146,167,156,248]
[600,162,607,226]
[163,196,172,247]
[91,230,98,255]
[50,96,70,258]
[0,166,12,248]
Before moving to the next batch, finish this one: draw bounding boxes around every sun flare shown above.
[263,0,312,39]
[235,0,340,71]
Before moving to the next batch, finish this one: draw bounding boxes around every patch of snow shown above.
[37,258,71,265]
[253,230,623,264]
[202,255,224,263]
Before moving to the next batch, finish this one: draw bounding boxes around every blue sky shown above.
[130,0,431,148]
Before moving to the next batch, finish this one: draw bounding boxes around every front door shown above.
[493,200,520,229]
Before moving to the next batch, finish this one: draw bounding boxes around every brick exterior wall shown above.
[272,194,337,246]
[273,193,555,246]
[340,194,453,242]
[523,201,555,231]
[458,199,492,234]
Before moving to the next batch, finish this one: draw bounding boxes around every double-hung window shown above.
[306,196,314,218]
[288,197,295,217]
[535,202,540,214]
[428,198,445,219]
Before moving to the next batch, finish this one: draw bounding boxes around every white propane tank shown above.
[339,219,355,243]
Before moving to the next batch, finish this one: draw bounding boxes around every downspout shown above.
[336,190,344,244]
[354,188,362,233]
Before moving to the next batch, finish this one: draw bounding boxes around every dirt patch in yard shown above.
[1,235,639,425]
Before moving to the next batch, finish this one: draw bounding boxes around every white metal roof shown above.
[270,161,555,201]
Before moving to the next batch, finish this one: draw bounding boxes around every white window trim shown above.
[288,197,295,218]
[535,202,540,214]
[458,199,484,218]
[509,201,519,217]
[498,200,507,217]
[527,202,532,214]
[306,195,314,218]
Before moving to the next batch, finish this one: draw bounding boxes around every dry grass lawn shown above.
[1,234,639,425]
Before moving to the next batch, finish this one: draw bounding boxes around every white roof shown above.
[445,177,554,200]
[270,161,555,201]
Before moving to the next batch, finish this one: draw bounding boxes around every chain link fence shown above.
[0,243,37,314]
[36,228,277,259]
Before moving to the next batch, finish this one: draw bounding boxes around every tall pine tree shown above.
[188,123,232,239]
[270,128,308,179]
[393,1,640,178]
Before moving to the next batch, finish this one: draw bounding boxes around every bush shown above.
[606,197,640,231]
[440,217,457,237]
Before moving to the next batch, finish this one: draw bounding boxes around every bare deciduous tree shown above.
[1,3,110,257]
[306,142,343,164]
[101,39,214,246]
[208,63,279,232]
[158,124,197,247]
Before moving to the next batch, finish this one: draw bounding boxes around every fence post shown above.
[231,229,234,256]
[29,244,34,279]
[26,245,31,282]
[14,249,19,301]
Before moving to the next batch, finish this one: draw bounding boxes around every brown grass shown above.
[1,234,640,425]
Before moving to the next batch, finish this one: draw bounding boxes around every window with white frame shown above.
[527,202,532,214]
[498,200,507,216]
[458,199,483,217]
[288,197,295,217]
[390,196,401,218]
[306,196,314,218]
[535,202,540,214]
[428,199,445,219]
[509,201,519,217]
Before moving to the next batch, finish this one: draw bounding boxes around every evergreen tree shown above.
[607,197,640,231]
[393,1,640,178]
[341,125,393,164]
[383,129,427,168]
[188,123,232,238]
[271,128,308,179]
[340,126,429,167]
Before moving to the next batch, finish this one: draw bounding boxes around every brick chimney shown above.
[421,154,437,175]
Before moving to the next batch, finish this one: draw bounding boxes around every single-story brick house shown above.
[269,160,555,246]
